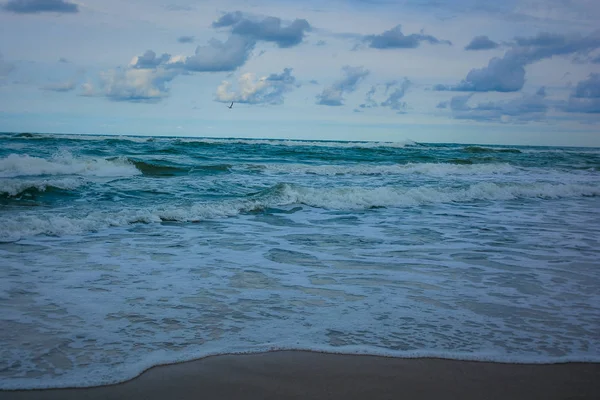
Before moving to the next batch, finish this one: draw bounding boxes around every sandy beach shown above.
[2,351,599,400]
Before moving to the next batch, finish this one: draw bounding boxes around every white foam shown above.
[0,152,141,178]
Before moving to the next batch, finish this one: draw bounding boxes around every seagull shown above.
[228,102,234,109]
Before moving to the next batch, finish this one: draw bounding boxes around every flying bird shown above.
[228,102,234,109]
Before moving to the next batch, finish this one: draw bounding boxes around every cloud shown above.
[2,0,78,14]
[215,68,297,104]
[439,88,549,122]
[128,36,254,74]
[513,32,567,47]
[381,78,411,111]
[359,85,378,109]
[84,35,256,103]
[435,57,526,92]
[359,79,411,111]
[316,66,369,106]
[436,31,600,92]
[562,73,600,113]
[41,80,77,92]
[212,11,311,48]
[83,67,178,102]
[178,36,195,44]
[364,25,451,49]
[465,35,499,51]
[180,35,255,72]
[212,11,244,28]
[129,50,171,69]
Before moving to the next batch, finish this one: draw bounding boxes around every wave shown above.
[269,182,600,209]
[127,160,189,177]
[3,133,417,149]
[4,132,155,143]
[3,345,599,390]
[0,152,141,178]
[174,137,418,149]
[243,162,519,176]
[463,146,522,154]
[2,181,598,240]
[0,178,83,197]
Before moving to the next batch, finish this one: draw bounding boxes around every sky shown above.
[0,0,599,146]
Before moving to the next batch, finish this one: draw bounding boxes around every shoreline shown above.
[3,350,599,400]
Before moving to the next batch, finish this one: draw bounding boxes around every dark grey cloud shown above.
[317,66,369,106]
[178,36,195,44]
[435,57,526,92]
[2,0,78,13]
[215,68,297,105]
[212,11,311,48]
[131,36,255,73]
[181,35,255,72]
[465,35,499,51]
[436,31,600,92]
[266,67,296,85]
[439,88,548,122]
[562,73,600,113]
[381,78,411,111]
[130,50,171,69]
[365,25,451,49]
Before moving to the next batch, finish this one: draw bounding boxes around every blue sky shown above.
[0,0,599,145]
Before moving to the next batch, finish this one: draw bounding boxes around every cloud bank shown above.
[436,31,600,92]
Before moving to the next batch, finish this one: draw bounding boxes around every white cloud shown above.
[215,68,296,104]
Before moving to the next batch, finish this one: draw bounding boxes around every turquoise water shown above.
[1,132,599,389]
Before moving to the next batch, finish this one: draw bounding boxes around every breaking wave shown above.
[0,153,141,178]
[1,181,597,241]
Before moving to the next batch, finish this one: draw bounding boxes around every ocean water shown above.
[1,132,599,389]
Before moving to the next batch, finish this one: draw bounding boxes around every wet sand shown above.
[2,351,599,400]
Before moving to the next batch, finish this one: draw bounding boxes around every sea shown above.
[1,132,599,389]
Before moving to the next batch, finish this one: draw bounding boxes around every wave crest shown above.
[0,153,141,178]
